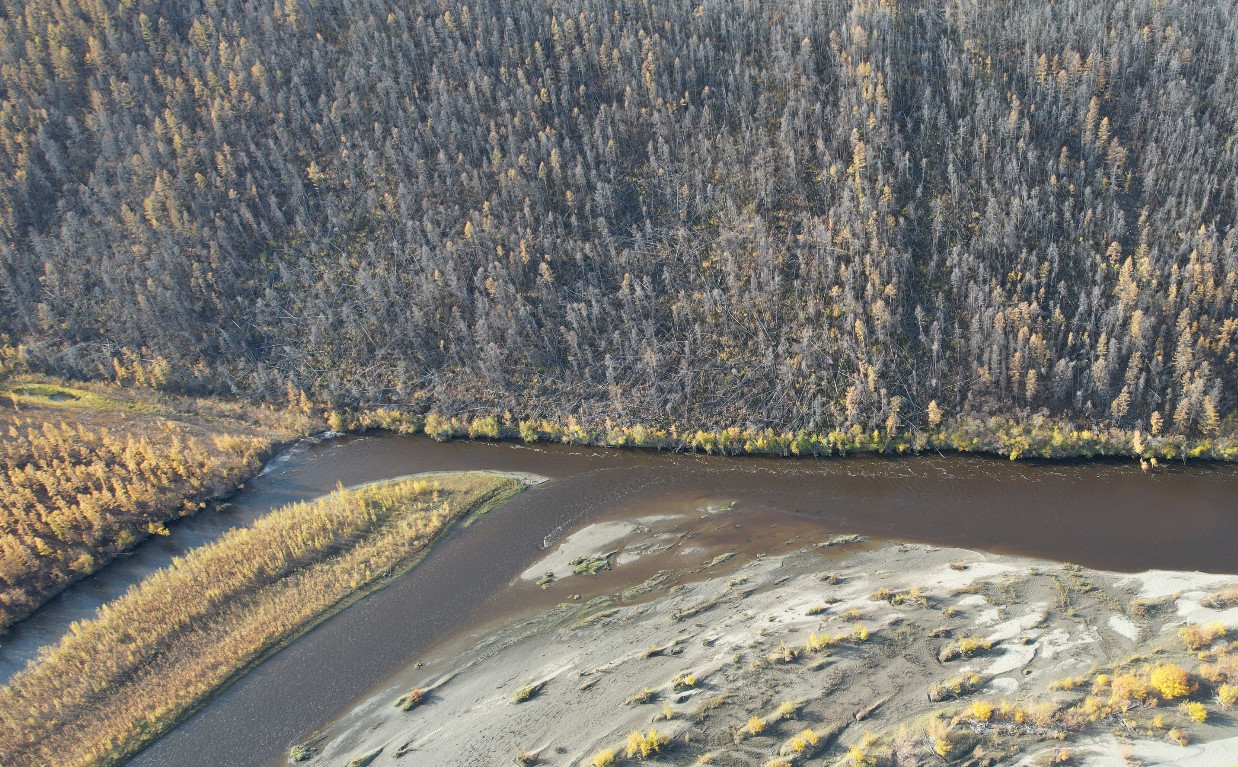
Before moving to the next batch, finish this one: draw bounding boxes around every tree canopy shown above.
[1,0,1237,445]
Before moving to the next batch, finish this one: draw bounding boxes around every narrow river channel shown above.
[5,434,1238,766]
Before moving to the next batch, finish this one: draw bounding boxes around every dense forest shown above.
[1,0,1237,452]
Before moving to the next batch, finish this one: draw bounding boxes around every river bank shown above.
[0,473,528,767]
[346,407,1238,463]
[295,529,1238,767]
[0,378,309,634]
[4,420,1236,681]
[6,433,1238,767]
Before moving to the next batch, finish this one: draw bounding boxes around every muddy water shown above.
[4,434,1236,766]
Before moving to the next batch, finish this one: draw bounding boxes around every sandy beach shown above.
[288,512,1238,767]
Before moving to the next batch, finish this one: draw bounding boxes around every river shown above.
[4,433,1237,766]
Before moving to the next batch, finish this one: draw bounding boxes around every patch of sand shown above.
[1115,570,1234,600]
[1107,614,1139,641]
[1178,601,1238,629]
[984,642,1038,676]
[1070,733,1238,766]
[1115,570,1238,630]
[519,521,634,581]
[919,558,1020,591]
[295,543,1238,767]
[986,607,1048,643]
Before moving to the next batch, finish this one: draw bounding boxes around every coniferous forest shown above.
[2,0,1238,453]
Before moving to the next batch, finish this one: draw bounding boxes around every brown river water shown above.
[3,434,1237,766]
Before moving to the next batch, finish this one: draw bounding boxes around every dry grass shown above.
[929,672,984,702]
[671,673,698,691]
[394,688,426,711]
[512,681,546,703]
[590,749,616,767]
[625,729,668,759]
[1204,585,1238,609]
[0,472,522,767]
[784,727,820,754]
[1180,622,1227,651]
[940,635,994,661]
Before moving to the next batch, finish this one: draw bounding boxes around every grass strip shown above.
[0,471,524,767]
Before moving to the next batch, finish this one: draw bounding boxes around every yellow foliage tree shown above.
[1149,664,1190,699]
